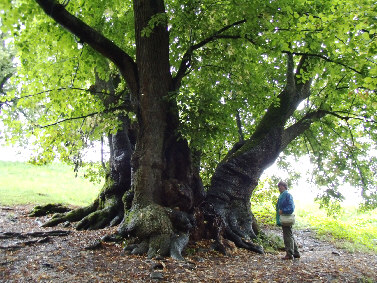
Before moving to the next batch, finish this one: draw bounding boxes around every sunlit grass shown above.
[251,194,377,254]
[0,161,101,207]
[296,203,377,253]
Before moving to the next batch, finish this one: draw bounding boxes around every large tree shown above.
[1,0,376,258]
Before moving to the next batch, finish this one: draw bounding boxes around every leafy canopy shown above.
[1,0,376,206]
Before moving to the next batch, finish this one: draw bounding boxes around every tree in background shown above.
[1,0,376,258]
[0,30,16,125]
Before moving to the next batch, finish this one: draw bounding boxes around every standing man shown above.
[276,181,300,260]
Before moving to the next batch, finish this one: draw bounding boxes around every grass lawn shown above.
[296,202,377,253]
[0,161,101,207]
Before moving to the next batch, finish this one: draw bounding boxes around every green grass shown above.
[0,161,101,207]
[296,202,377,253]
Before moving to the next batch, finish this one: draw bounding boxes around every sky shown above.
[262,156,363,207]
[0,144,32,161]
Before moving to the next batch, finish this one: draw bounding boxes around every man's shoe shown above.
[282,254,293,260]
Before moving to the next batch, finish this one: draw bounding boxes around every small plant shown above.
[255,231,285,253]
[250,177,279,225]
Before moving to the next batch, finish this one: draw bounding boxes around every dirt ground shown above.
[1,206,376,283]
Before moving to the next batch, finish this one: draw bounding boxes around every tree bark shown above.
[39,53,325,258]
[115,0,206,259]
[35,0,204,259]
[205,54,319,254]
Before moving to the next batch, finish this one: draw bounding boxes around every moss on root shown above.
[255,230,285,253]
[124,204,173,236]
[42,200,99,227]
[75,196,123,230]
[120,204,175,258]
[42,193,123,230]
[29,204,71,217]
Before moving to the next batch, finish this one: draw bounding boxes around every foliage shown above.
[315,192,345,217]
[0,161,101,206]
[252,178,377,253]
[1,1,126,171]
[250,177,280,225]
[0,0,376,206]
[255,230,285,254]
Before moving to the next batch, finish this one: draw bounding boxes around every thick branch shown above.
[236,109,244,142]
[290,52,363,75]
[173,19,246,89]
[0,72,13,93]
[281,110,327,151]
[286,52,295,90]
[294,54,313,98]
[34,0,139,94]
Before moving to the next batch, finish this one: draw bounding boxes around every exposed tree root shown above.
[201,199,264,255]
[28,204,71,217]
[118,204,192,260]
[0,230,70,251]
[0,230,70,239]
[42,196,124,230]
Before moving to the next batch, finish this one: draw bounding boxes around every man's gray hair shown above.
[278,181,288,189]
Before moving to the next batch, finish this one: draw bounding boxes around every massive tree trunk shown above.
[206,130,282,254]
[40,53,324,259]
[206,54,325,253]
[115,0,206,259]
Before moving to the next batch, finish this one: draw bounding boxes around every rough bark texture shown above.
[205,54,317,254]
[37,53,322,258]
[205,131,282,254]
[114,0,206,259]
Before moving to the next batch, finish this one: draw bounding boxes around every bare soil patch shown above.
[1,206,376,282]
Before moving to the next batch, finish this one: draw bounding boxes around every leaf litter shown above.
[0,206,376,282]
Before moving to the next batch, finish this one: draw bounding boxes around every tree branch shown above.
[289,51,363,75]
[286,52,295,90]
[1,87,115,105]
[38,106,124,128]
[0,72,13,93]
[281,108,377,152]
[172,19,246,89]
[321,110,377,124]
[34,0,139,94]
[235,109,244,142]
[281,110,327,151]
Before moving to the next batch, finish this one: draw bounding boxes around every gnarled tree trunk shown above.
[114,0,207,260]
[41,54,324,259]
[206,54,323,253]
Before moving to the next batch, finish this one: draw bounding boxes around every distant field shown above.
[0,161,101,207]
